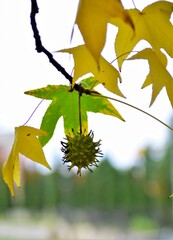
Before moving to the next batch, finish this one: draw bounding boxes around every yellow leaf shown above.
[2,126,51,196]
[59,45,125,97]
[129,48,173,107]
[75,0,133,64]
[112,1,173,69]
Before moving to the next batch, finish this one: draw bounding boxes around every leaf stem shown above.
[78,91,82,135]
[132,0,137,8]
[23,99,45,126]
[111,51,139,65]
[23,88,57,126]
[22,83,91,127]
[91,92,173,131]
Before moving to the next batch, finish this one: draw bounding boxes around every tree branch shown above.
[30,0,73,83]
[30,0,94,96]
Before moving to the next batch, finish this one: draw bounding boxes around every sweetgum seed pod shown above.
[61,130,103,175]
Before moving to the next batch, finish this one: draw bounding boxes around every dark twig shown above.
[30,0,72,83]
[30,0,97,96]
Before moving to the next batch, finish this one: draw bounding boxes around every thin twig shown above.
[91,92,173,131]
[23,98,45,126]
[30,0,93,96]
[23,88,58,126]
[132,0,137,8]
[111,51,139,65]
[30,0,72,83]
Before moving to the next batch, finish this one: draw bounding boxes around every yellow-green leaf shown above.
[112,1,173,69]
[25,78,124,146]
[2,126,51,196]
[169,193,173,198]
[129,48,173,107]
[59,45,125,97]
[75,0,133,64]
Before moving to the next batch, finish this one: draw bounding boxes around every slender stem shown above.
[23,99,44,126]
[23,88,57,126]
[78,91,82,134]
[111,51,139,65]
[91,92,173,131]
[132,0,137,8]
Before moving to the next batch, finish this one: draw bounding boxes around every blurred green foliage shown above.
[0,136,173,228]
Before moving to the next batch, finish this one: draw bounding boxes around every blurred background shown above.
[0,121,173,239]
[1,0,173,239]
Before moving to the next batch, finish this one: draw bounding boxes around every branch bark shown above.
[30,0,95,96]
[30,0,73,83]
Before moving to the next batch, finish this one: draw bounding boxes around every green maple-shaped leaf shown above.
[25,77,124,146]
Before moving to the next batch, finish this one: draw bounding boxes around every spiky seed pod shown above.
[61,130,103,175]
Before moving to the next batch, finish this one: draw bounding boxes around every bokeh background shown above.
[0,0,173,239]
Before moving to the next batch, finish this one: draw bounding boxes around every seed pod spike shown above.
[61,130,103,175]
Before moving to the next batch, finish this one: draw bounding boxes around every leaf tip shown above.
[169,193,173,198]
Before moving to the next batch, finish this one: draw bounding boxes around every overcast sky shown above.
[0,0,172,171]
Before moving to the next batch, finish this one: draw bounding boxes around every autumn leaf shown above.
[25,77,124,146]
[129,48,173,107]
[2,126,51,196]
[26,84,87,145]
[169,193,173,198]
[75,0,133,63]
[112,1,173,69]
[59,45,125,97]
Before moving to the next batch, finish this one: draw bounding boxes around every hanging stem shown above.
[23,99,45,126]
[111,51,139,65]
[132,0,137,8]
[78,91,82,134]
[91,92,173,131]
[23,88,57,126]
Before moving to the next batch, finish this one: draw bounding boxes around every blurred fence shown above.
[0,142,172,229]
